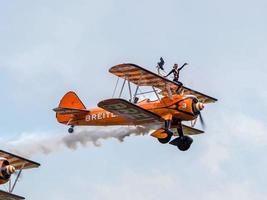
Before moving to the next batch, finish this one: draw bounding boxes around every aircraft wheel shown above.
[158,130,173,144]
[176,136,193,151]
[68,127,74,134]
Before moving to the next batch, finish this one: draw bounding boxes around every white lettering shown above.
[85,112,117,121]
[85,115,90,121]
[97,113,102,120]
[91,114,97,120]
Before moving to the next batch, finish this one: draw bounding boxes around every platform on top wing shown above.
[109,63,217,104]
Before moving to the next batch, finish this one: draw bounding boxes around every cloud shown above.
[206,182,265,200]
[200,141,230,173]
[89,170,266,200]
[91,171,179,200]
[199,111,267,173]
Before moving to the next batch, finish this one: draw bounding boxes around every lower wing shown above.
[151,124,204,139]
[98,98,162,125]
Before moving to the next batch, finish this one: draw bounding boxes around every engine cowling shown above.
[0,158,16,184]
[175,96,204,119]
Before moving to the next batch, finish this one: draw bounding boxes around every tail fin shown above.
[54,91,88,124]
[58,91,86,110]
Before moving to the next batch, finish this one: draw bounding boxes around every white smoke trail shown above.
[4,125,158,157]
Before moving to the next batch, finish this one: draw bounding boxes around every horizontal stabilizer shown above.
[53,107,89,115]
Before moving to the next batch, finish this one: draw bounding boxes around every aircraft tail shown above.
[58,91,86,110]
[54,91,89,124]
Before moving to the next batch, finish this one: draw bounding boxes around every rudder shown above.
[58,91,86,110]
[54,91,87,124]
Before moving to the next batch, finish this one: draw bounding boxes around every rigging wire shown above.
[112,77,120,98]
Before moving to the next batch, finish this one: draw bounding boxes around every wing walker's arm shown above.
[165,63,188,77]
[165,69,174,77]
[178,62,188,70]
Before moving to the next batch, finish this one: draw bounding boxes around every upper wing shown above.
[0,190,24,200]
[98,98,162,124]
[0,150,40,170]
[110,63,176,89]
[109,63,217,103]
[166,86,218,104]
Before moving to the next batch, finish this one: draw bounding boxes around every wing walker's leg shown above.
[175,82,183,94]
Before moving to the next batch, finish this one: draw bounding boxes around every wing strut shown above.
[133,85,139,102]
[10,169,23,193]
[152,86,161,101]
[127,78,132,102]
[119,78,126,98]
[133,72,143,103]
[112,77,120,98]
[8,163,25,194]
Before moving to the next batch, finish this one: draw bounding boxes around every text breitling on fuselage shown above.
[85,112,117,121]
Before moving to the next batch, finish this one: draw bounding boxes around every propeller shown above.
[194,101,206,130]
[199,111,206,130]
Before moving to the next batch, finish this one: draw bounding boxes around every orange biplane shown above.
[0,150,40,200]
[54,63,217,151]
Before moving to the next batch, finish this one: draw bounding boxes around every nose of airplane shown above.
[6,165,16,175]
[195,102,204,111]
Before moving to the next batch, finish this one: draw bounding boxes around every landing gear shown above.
[158,130,173,144]
[169,125,193,151]
[158,120,173,144]
[171,136,193,151]
[68,125,74,134]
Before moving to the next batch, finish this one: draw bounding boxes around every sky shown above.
[0,0,267,199]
